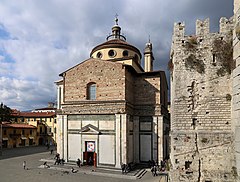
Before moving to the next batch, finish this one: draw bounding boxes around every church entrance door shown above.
[84,141,97,167]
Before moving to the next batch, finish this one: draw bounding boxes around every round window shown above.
[96,52,102,59]
[108,50,116,57]
[123,50,129,57]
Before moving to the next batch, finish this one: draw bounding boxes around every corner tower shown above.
[170,17,235,181]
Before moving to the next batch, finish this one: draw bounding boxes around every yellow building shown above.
[11,104,57,146]
[2,122,37,148]
[15,111,56,146]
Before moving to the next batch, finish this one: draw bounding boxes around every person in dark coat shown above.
[76,158,81,168]
[151,165,157,176]
[121,163,126,174]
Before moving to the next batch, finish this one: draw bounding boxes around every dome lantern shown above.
[106,15,126,41]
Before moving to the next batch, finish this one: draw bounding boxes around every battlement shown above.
[219,17,234,33]
[234,0,240,13]
[173,17,233,38]
[196,18,210,36]
[173,22,185,38]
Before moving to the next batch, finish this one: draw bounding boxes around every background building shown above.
[2,122,37,148]
[1,103,57,148]
[56,19,169,168]
[21,111,56,146]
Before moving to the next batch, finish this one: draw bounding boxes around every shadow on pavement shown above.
[0,146,54,160]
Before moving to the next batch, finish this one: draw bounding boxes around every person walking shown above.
[23,161,26,170]
[153,165,157,176]
[76,158,81,168]
[151,165,157,176]
[54,153,60,165]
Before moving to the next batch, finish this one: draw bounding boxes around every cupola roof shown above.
[90,17,142,59]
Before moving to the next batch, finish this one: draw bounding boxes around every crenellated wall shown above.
[196,18,210,36]
[234,0,240,13]
[170,17,236,181]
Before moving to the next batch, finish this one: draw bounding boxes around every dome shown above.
[90,18,142,64]
[90,39,142,60]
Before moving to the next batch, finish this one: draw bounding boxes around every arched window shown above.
[87,82,96,100]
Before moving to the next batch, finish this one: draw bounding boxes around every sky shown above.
[0,0,234,111]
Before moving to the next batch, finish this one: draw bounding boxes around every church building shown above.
[55,18,169,168]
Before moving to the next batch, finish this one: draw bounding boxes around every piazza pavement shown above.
[0,146,168,182]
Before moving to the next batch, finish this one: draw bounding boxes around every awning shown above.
[21,137,27,140]
[2,137,8,140]
[29,137,34,139]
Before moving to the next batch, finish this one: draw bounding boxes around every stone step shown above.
[134,168,147,179]
[159,174,168,182]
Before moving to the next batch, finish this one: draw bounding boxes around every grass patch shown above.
[213,39,234,76]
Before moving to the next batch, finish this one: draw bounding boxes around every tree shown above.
[0,103,12,122]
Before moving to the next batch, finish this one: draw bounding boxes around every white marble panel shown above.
[99,135,115,165]
[82,120,98,128]
[99,120,114,130]
[68,134,81,161]
[140,135,152,161]
[68,120,81,129]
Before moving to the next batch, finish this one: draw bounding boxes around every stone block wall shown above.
[170,18,236,181]
[233,0,240,178]
[235,0,240,13]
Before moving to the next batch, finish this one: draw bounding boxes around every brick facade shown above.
[63,59,125,102]
[56,21,169,168]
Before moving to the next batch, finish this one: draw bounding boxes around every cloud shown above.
[0,0,234,110]
[0,77,54,110]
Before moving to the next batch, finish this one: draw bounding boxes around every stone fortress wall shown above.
[170,16,236,181]
[233,0,240,179]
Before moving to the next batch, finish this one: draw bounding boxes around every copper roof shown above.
[11,111,56,117]
[34,107,57,111]
[90,39,142,59]
[2,123,37,129]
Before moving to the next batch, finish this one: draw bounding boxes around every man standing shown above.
[23,161,26,170]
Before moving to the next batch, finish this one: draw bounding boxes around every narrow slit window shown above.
[213,54,216,64]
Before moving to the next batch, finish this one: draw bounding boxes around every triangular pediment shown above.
[60,58,123,76]
[79,124,101,134]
